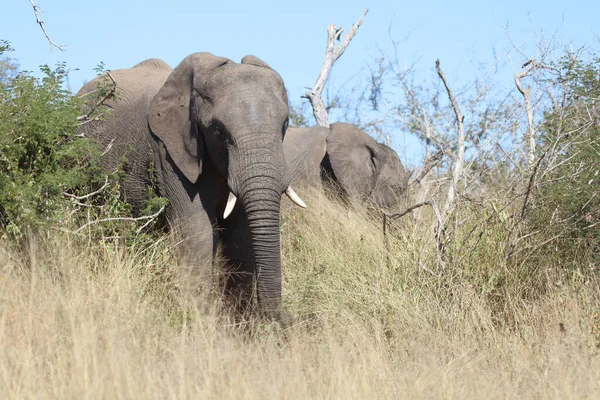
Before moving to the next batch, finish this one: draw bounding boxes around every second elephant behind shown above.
[284,122,406,210]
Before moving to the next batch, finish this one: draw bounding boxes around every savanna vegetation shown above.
[1,16,599,399]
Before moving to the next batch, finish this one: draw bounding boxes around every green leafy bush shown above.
[533,53,600,258]
[0,58,106,236]
[0,44,167,243]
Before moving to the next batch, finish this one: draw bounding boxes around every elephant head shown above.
[148,53,304,320]
[323,122,406,210]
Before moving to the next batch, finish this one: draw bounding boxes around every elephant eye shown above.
[282,119,289,137]
[371,156,380,169]
[213,123,225,138]
[368,148,378,171]
[212,123,233,145]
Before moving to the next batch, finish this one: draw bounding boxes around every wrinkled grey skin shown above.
[284,122,406,210]
[77,53,292,323]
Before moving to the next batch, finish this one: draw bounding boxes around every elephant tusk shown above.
[223,192,237,219]
[285,186,307,208]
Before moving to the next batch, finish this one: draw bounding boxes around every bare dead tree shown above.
[435,59,465,216]
[514,59,538,169]
[303,9,369,127]
[29,0,65,52]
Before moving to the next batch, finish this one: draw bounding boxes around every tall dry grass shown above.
[1,188,599,399]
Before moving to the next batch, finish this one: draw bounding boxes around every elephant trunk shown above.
[232,136,288,323]
[242,182,283,320]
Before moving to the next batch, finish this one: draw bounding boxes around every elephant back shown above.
[76,60,173,215]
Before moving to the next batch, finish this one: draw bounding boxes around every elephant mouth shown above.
[222,187,306,219]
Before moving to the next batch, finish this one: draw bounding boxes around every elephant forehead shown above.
[212,97,288,127]
[205,65,284,92]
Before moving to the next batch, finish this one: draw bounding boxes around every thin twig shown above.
[303,9,368,127]
[408,149,444,186]
[504,151,547,264]
[63,176,109,201]
[75,206,165,234]
[519,151,545,221]
[136,206,166,233]
[384,201,433,220]
[496,142,524,175]
[29,0,65,52]
[100,139,115,156]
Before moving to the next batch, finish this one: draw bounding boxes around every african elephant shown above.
[76,53,305,324]
[284,122,406,211]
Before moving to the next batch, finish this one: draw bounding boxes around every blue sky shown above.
[1,0,599,165]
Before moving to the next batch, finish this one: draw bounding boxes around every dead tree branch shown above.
[384,201,433,221]
[435,59,465,216]
[63,176,109,201]
[382,200,433,267]
[514,59,538,169]
[519,150,545,221]
[74,206,166,234]
[29,0,65,52]
[496,142,524,175]
[303,9,368,127]
[408,148,444,186]
[504,150,547,264]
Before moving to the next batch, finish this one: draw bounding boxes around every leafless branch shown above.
[382,200,434,269]
[303,9,369,127]
[100,139,115,156]
[504,151,547,264]
[496,142,524,175]
[408,149,444,186]
[413,198,448,275]
[384,201,433,220]
[135,207,166,233]
[29,0,65,52]
[63,176,109,201]
[519,151,545,221]
[514,59,538,169]
[75,206,165,234]
[436,59,465,216]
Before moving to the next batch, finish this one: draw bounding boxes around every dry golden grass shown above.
[1,189,599,399]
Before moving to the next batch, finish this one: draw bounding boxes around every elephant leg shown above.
[154,144,220,301]
[169,202,217,299]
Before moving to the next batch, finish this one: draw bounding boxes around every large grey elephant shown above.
[284,122,406,211]
[77,53,305,324]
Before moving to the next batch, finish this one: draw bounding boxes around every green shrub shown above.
[0,43,169,241]
[533,53,600,261]
[0,59,106,237]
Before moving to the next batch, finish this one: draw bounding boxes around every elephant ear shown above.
[283,126,329,188]
[369,142,407,209]
[326,122,381,199]
[149,52,231,183]
[377,143,407,191]
[240,55,271,69]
